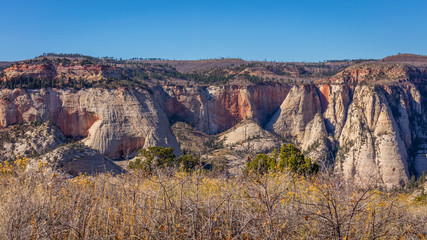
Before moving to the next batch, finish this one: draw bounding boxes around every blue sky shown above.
[1,0,426,62]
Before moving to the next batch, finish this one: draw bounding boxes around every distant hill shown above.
[0,61,13,68]
[1,53,427,89]
[381,53,427,65]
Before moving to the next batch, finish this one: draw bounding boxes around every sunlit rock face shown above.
[0,88,181,159]
[2,56,427,187]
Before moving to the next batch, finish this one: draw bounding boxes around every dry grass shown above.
[0,162,426,239]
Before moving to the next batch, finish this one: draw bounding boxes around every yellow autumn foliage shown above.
[0,162,425,239]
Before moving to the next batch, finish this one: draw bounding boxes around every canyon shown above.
[1,54,427,187]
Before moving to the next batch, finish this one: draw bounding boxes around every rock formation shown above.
[0,121,66,161]
[0,88,181,159]
[30,142,123,177]
[155,84,290,134]
[335,85,410,187]
[218,120,283,154]
[1,54,427,186]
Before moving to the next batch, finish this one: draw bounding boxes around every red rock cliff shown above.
[156,84,290,134]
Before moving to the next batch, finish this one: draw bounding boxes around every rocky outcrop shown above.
[329,64,408,84]
[0,121,66,161]
[0,88,181,159]
[321,84,352,139]
[335,86,410,187]
[2,62,121,83]
[218,120,283,154]
[172,120,283,176]
[301,113,330,163]
[30,143,123,177]
[264,83,427,187]
[265,85,323,144]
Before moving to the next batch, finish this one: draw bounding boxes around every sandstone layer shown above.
[154,84,290,134]
[0,88,181,159]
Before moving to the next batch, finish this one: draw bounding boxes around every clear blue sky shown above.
[1,0,426,62]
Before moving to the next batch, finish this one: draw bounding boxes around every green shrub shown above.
[406,172,426,190]
[178,154,200,172]
[415,194,427,203]
[246,144,319,175]
[246,153,276,174]
[128,147,199,173]
[279,144,319,175]
[128,147,176,172]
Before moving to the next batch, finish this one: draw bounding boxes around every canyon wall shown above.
[1,82,427,187]
[0,88,181,159]
[155,83,427,187]
[153,84,290,134]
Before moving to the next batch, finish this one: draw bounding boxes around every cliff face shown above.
[0,88,181,159]
[262,83,427,187]
[335,85,410,187]
[153,81,427,187]
[1,82,427,186]
[1,82,426,186]
[154,84,290,134]
[265,85,323,144]
[2,55,427,186]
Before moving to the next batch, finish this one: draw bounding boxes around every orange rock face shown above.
[318,84,330,111]
[209,86,251,132]
[160,84,290,134]
[56,107,100,139]
[2,63,56,82]
[0,89,37,126]
[0,89,98,139]
[208,85,291,133]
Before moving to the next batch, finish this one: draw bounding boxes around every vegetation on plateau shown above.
[0,53,370,89]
